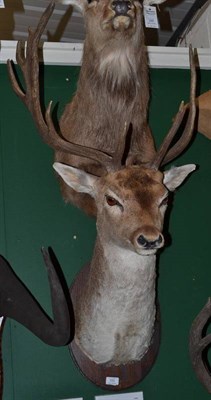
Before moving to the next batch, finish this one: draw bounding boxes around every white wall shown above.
[0,41,211,69]
[178,0,211,48]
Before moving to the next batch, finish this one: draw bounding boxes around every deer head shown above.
[60,0,167,27]
[51,122,196,367]
[54,163,195,257]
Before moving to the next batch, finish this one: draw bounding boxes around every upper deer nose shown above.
[137,234,164,250]
[112,0,132,16]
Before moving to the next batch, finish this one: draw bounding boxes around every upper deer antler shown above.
[7,1,113,170]
[150,46,196,170]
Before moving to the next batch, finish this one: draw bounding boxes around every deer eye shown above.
[160,196,168,207]
[105,195,121,207]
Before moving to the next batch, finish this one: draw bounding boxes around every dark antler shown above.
[7,0,113,170]
[189,298,211,393]
[0,248,72,346]
[0,317,5,400]
[151,46,196,169]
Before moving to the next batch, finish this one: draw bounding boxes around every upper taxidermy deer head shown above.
[8,0,168,216]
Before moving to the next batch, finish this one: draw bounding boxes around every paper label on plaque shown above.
[105,376,119,386]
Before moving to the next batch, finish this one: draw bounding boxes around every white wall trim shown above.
[0,40,211,69]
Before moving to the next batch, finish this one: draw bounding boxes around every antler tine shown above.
[7,41,26,102]
[104,121,129,172]
[151,46,196,170]
[7,1,113,171]
[161,46,196,165]
[151,103,187,170]
[7,1,55,118]
[45,102,113,169]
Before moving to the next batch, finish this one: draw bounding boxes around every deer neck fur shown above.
[78,25,147,107]
[75,236,157,365]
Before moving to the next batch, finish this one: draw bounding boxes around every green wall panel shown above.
[0,63,210,400]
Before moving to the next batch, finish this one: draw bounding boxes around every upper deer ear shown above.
[58,0,88,14]
[143,0,167,6]
[53,162,98,198]
[163,164,196,192]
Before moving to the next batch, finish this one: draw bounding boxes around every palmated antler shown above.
[189,298,211,393]
[150,46,196,170]
[0,248,72,346]
[7,0,113,171]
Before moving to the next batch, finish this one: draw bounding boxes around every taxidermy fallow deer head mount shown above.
[1,0,198,392]
[1,35,197,389]
[52,46,196,376]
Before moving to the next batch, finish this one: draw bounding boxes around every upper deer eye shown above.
[160,196,168,207]
[106,195,120,207]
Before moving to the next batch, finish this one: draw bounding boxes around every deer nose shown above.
[112,0,132,16]
[137,234,164,250]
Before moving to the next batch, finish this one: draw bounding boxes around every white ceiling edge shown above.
[0,40,211,69]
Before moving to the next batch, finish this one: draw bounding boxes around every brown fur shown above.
[56,0,156,215]
[53,162,195,364]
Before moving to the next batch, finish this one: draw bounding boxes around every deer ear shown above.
[163,164,196,191]
[57,0,87,14]
[53,162,98,198]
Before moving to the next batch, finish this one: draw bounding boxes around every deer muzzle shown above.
[133,226,164,254]
[111,0,132,16]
